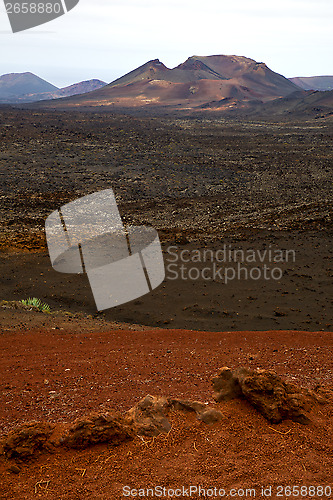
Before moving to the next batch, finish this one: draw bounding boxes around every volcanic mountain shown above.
[30,55,301,109]
[0,73,107,103]
[0,72,57,101]
[50,79,107,98]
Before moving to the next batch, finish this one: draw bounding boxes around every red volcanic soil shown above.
[0,109,332,498]
[0,316,332,500]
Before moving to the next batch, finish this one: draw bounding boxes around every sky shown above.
[0,0,332,88]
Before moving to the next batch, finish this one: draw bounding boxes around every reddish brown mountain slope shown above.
[31,55,301,109]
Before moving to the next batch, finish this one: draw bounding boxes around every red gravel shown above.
[0,321,332,500]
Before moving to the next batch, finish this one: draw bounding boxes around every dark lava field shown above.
[0,109,332,331]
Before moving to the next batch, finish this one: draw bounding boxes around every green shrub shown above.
[20,297,50,313]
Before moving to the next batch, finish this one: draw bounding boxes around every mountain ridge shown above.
[33,54,300,109]
[0,73,106,103]
[0,72,58,100]
[2,56,332,117]
[289,76,333,91]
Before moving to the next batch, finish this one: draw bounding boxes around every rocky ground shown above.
[0,109,332,331]
[0,319,332,500]
[0,109,332,499]
[0,110,332,242]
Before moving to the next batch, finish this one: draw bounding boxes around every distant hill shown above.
[19,79,107,102]
[0,72,58,100]
[289,76,333,91]
[30,55,301,109]
[5,61,332,118]
[0,73,107,103]
[52,79,107,98]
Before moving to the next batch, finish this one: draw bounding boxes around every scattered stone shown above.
[310,386,333,404]
[3,422,55,459]
[274,308,286,317]
[212,367,244,401]
[1,369,328,461]
[7,464,21,474]
[125,396,223,437]
[1,394,223,459]
[167,398,223,424]
[197,408,223,424]
[63,413,132,449]
[125,395,171,437]
[167,398,208,414]
[174,233,189,245]
[212,367,315,424]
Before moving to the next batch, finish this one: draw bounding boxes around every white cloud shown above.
[0,0,332,86]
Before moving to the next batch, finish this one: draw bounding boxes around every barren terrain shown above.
[0,109,332,330]
[0,108,332,499]
[0,320,332,500]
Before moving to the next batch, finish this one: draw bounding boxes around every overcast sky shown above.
[0,0,332,88]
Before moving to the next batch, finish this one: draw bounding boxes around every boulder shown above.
[125,395,223,437]
[63,412,132,449]
[125,395,172,436]
[3,422,55,459]
[167,398,223,424]
[212,367,315,424]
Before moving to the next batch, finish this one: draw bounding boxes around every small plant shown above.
[21,297,51,313]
